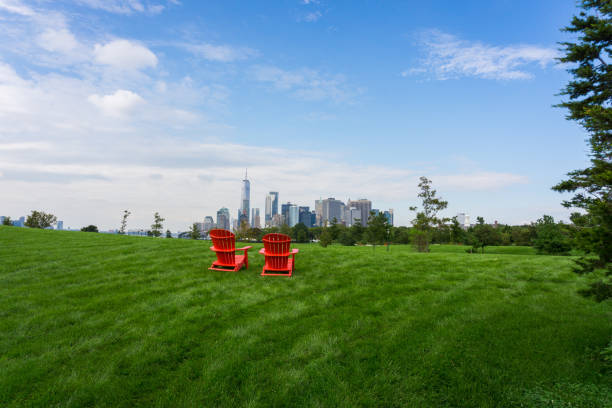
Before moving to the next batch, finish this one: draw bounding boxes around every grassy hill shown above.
[0,226,610,407]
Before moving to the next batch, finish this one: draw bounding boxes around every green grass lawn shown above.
[1,226,610,407]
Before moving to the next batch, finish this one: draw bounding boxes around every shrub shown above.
[319,228,332,247]
[338,231,356,246]
[532,215,571,255]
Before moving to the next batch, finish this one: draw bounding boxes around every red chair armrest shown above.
[236,246,252,252]
[259,248,266,255]
[291,248,299,254]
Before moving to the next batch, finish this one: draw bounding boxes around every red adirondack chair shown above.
[208,229,252,272]
[259,233,299,277]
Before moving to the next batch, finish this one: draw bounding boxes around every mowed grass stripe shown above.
[0,226,610,407]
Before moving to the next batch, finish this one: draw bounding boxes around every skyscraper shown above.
[265,195,272,226]
[281,202,291,224]
[216,207,230,230]
[347,198,372,227]
[383,209,394,226]
[456,213,470,229]
[240,170,250,225]
[270,192,278,215]
[288,204,298,227]
[57,220,64,230]
[321,198,345,225]
[203,216,215,232]
[265,191,278,227]
[251,208,261,228]
[299,206,311,227]
[344,207,361,227]
[315,199,323,226]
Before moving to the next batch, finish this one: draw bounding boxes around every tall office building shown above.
[271,213,283,227]
[270,192,279,216]
[57,220,64,230]
[251,208,261,228]
[344,207,361,227]
[239,170,250,225]
[315,199,323,226]
[203,216,215,232]
[383,209,394,226]
[265,195,272,226]
[298,206,311,227]
[288,204,298,227]
[281,202,292,225]
[347,199,372,227]
[456,213,470,229]
[321,198,345,225]
[265,192,278,226]
[216,207,230,230]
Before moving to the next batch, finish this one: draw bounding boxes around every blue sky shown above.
[0,0,587,230]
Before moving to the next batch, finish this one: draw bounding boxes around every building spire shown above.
[245,168,248,180]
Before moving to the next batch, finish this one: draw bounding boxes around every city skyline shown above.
[0,171,489,232]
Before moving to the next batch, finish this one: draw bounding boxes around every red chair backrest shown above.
[263,233,291,269]
[210,229,236,264]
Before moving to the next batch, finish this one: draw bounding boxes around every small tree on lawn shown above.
[469,217,501,254]
[349,221,364,244]
[2,216,12,226]
[365,211,391,249]
[151,212,164,237]
[166,230,172,238]
[319,227,332,247]
[450,217,466,244]
[190,223,201,240]
[410,176,449,252]
[119,210,130,235]
[81,225,98,232]
[328,217,340,241]
[25,210,57,229]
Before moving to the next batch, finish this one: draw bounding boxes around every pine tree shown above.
[553,0,611,299]
[151,212,164,237]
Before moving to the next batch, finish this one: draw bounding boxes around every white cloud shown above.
[94,39,158,70]
[252,65,360,103]
[181,43,259,62]
[88,89,144,117]
[408,30,558,80]
[0,0,34,16]
[148,4,164,14]
[37,28,79,53]
[74,0,173,15]
[303,11,322,22]
[74,0,143,14]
